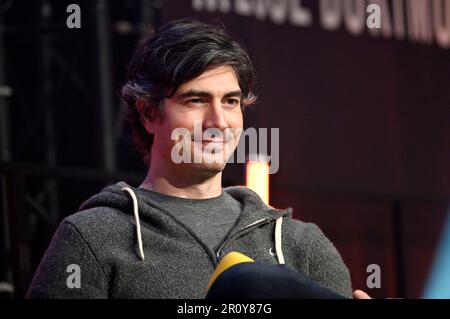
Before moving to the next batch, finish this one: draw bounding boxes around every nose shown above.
[202,100,228,131]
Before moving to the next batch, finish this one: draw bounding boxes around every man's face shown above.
[148,65,244,178]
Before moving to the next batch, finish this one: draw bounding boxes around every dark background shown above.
[1,0,449,298]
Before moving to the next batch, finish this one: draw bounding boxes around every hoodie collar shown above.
[222,185,292,230]
[81,181,291,218]
[79,181,292,265]
[79,181,292,240]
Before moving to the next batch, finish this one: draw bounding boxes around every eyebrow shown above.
[177,90,242,100]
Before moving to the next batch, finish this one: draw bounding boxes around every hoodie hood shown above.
[79,181,292,264]
[80,181,290,217]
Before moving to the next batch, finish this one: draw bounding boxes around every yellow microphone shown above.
[206,252,254,291]
[206,252,349,299]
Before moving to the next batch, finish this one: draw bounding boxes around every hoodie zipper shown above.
[215,216,273,262]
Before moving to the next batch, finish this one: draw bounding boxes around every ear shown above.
[136,99,156,134]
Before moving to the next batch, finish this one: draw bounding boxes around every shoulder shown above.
[60,207,133,249]
[281,217,322,246]
[282,217,353,298]
[64,206,130,230]
[283,216,345,267]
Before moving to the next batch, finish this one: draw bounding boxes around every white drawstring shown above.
[274,217,285,264]
[122,187,145,261]
[121,185,283,264]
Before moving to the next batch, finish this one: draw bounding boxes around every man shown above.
[27,19,363,299]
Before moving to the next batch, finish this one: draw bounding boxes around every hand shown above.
[353,289,372,299]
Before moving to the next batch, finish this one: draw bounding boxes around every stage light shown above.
[246,155,270,205]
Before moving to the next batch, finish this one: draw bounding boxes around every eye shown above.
[224,98,240,108]
[186,98,205,106]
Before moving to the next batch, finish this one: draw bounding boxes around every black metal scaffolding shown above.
[0,0,160,298]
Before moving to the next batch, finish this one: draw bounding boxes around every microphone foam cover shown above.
[207,252,254,290]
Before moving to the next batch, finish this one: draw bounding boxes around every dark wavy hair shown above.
[121,18,257,165]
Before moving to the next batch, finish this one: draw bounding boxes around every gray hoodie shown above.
[26,181,353,298]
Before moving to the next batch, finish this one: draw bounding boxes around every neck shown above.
[140,157,223,199]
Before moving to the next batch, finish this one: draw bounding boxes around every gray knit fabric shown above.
[134,187,241,251]
[26,181,353,299]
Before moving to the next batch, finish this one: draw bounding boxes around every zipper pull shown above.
[240,217,271,231]
[215,217,272,262]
